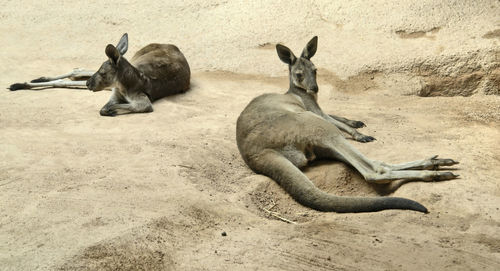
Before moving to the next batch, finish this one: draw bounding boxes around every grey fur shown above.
[236,36,459,213]
[87,33,190,116]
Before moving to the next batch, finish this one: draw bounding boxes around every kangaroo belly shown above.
[236,93,338,164]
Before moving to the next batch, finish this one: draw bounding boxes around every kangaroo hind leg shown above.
[30,68,94,83]
[315,141,459,184]
[9,68,93,91]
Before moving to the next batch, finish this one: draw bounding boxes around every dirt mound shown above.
[324,50,500,97]
[59,235,175,271]
[58,204,233,271]
[413,50,500,97]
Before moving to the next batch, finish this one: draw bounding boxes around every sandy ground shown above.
[1,1,500,270]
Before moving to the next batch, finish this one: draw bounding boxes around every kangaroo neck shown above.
[286,85,323,114]
[287,84,318,103]
[115,58,149,92]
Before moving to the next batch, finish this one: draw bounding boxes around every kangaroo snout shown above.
[86,78,93,90]
[86,77,99,92]
[306,85,318,95]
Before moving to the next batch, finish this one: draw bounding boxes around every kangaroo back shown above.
[131,44,190,101]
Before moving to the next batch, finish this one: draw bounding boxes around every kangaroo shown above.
[86,33,190,116]
[236,36,459,213]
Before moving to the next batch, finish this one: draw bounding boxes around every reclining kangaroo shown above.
[9,34,190,117]
[236,36,459,213]
[87,33,190,116]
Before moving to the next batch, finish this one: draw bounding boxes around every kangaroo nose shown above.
[311,85,318,93]
[86,79,91,89]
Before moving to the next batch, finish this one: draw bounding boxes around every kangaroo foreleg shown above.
[328,114,366,128]
[107,102,153,115]
[101,93,153,116]
[100,89,126,116]
[324,115,375,143]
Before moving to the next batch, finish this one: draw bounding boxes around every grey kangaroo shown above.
[87,33,190,116]
[236,36,459,213]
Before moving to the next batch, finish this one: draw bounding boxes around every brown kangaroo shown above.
[87,33,190,116]
[236,36,459,213]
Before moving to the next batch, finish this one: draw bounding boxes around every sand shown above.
[1,1,499,270]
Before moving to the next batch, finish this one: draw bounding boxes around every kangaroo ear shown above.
[276,44,297,65]
[301,36,318,59]
[105,44,120,65]
[116,33,128,55]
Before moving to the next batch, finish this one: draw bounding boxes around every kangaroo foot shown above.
[354,133,376,143]
[431,171,460,181]
[100,107,117,117]
[350,120,366,128]
[425,155,459,170]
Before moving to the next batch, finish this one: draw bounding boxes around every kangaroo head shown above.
[276,36,318,95]
[87,33,129,92]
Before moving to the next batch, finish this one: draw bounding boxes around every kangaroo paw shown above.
[350,120,366,128]
[100,108,117,117]
[354,133,376,143]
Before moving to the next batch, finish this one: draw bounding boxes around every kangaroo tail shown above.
[253,150,428,213]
